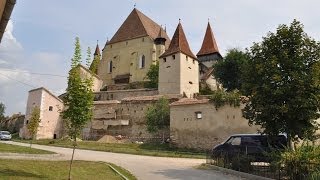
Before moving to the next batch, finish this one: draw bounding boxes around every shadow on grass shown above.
[0,169,47,178]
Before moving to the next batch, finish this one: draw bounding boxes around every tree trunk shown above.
[287,133,293,150]
[68,136,77,180]
[30,135,34,148]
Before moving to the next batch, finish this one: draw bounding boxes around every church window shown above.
[172,55,175,60]
[139,55,145,69]
[186,56,188,61]
[163,58,166,62]
[49,106,53,111]
[108,61,113,73]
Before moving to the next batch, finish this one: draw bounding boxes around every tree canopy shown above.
[242,20,320,143]
[0,102,5,121]
[62,37,94,180]
[213,48,249,91]
[27,106,40,141]
[146,97,170,133]
[145,62,159,88]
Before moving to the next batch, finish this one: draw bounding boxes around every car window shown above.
[226,137,241,145]
[1,131,10,135]
[242,136,261,146]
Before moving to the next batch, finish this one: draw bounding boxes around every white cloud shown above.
[0,20,67,115]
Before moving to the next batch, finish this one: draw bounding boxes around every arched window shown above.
[108,61,113,73]
[139,55,145,69]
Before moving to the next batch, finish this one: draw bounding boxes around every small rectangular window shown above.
[142,38,144,42]
[195,111,202,119]
[163,58,166,62]
[126,41,128,46]
[186,56,188,61]
[172,55,175,60]
[49,106,53,111]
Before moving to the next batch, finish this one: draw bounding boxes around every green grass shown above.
[15,139,206,158]
[0,159,135,180]
[0,143,54,154]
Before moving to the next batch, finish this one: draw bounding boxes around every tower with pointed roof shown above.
[98,8,170,87]
[158,22,199,98]
[90,43,101,74]
[197,22,222,91]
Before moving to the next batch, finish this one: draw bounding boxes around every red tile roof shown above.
[170,98,209,106]
[197,22,220,56]
[160,22,197,59]
[108,8,170,47]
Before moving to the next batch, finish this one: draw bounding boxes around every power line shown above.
[0,68,68,78]
[0,72,36,88]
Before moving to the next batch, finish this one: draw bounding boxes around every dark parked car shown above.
[0,131,12,140]
[211,134,287,162]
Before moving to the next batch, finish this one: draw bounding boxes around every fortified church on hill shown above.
[19,8,259,150]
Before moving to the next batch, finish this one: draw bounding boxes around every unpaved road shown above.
[1,141,243,180]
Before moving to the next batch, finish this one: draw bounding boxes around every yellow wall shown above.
[98,36,165,86]
[159,52,199,97]
[170,102,260,149]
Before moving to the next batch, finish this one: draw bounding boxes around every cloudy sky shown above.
[0,0,320,115]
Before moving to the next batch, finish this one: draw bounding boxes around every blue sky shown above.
[1,0,320,115]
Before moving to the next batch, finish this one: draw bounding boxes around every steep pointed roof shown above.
[94,44,101,56]
[159,22,197,59]
[197,22,220,56]
[108,8,170,47]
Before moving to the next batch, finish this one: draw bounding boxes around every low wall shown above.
[170,100,260,150]
[94,89,158,101]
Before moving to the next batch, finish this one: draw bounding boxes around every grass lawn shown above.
[0,143,54,154]
[0,159,136,180]
[15,139,206,158]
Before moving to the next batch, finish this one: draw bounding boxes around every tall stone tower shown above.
[159,22,199,98]
[154,27,167,60]
[197,22,222,90]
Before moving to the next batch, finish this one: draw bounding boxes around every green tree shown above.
[146,97,170,141]
[145,62,159,88]
[89,53,99,75]
[242,20,320,147]
[213,48,249,91]
[62,37,94,180]
[0,102,5,121]
[27,106,40,147]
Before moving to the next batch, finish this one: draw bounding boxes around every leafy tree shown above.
[89,53,99,75]
[213,48,249,91]
[0,102,5,121]
[27,106,40,147]
[145,62,159,88]
[62,37,94,180]
[146,97,170,141]
[242,20,320,147]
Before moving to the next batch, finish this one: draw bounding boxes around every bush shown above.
[209,90,240,109]
[280,145,320,179]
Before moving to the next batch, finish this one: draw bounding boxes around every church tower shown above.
[197,22,222,90]
[159,22,199,98]
[197,22,222,68]
[154,27,167,60]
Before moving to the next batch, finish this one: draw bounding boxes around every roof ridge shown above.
[133,8,149,38]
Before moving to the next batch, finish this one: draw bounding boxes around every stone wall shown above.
[89,95,180,141]
[170,98,260,150]
[94,88,158,101]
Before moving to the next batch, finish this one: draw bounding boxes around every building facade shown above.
[20,88,64,139]
[98,8,170,87]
